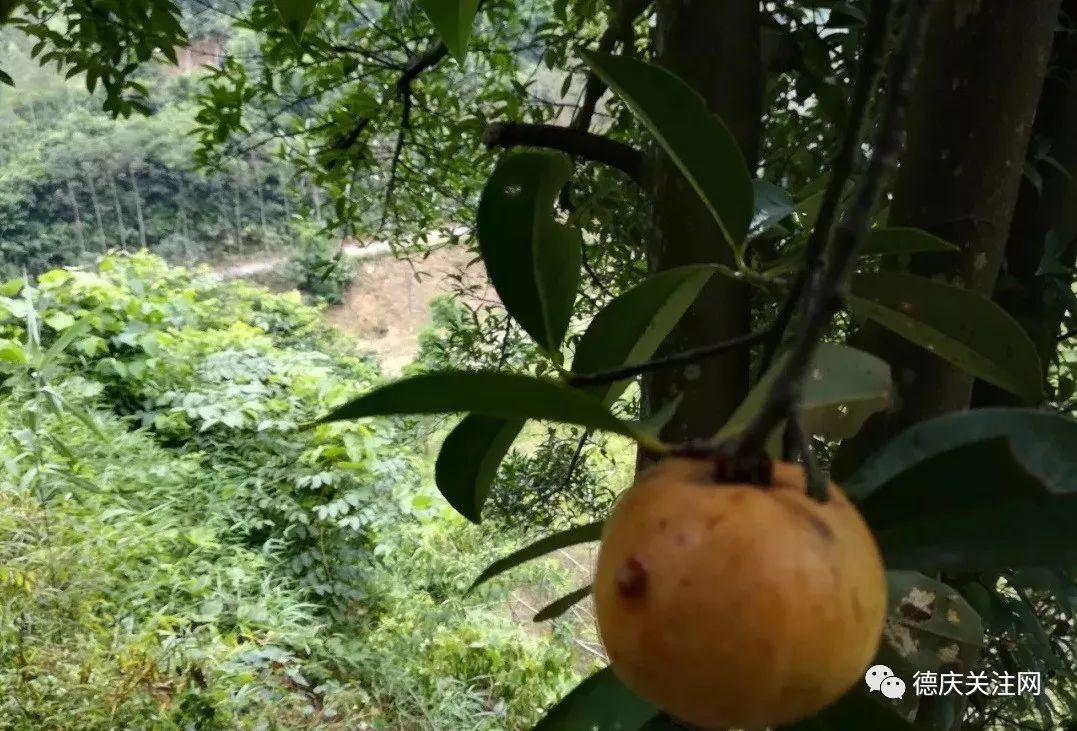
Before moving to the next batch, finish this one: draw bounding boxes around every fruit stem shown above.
[786,415,829,503]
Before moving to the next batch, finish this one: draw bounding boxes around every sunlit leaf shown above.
[718,343,891,444]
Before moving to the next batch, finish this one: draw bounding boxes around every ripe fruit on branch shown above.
[593,457,886,729]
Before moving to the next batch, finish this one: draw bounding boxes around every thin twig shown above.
[733,0,932,463]
[757,0,894,373]
[569,0,652,133]
[565,327,773,388]
[786,415,827,501]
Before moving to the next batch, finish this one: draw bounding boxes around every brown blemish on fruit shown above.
[657,518,669,531]
[616,556,649,599]
[705,515,725,530]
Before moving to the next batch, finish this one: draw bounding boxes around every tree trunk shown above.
[83,166,106,250]
[640,0,761,452]
[232,176,243,252]
[834,0,1061,478]
[66,180,85,256]
[108,174,127,251]
[973,1,1077,406]
[129,163,148,249]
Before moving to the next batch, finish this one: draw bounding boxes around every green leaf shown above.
[273,0,319,41]
[572,265,716,404]
[532,667,656,731]
[881,571,984,676]
[434,267,713,525]
[319,371,659,447]
[478,151,582,352]
[859,227,960,257]
[847,409,1077,570]
[415,0,481,62]
[44,311,75,331]
[750,180,795,238]
[0,69,12,87]
[470,522,602,590]
[533,585,591,622]
[0,339,26,365]
[848,272,1043,404]
[718,343,891,444]
[434,415,525,523]
[581,51,753,253]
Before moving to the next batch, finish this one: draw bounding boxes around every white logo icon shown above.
[880,676,907,700]
[865,664,894,692]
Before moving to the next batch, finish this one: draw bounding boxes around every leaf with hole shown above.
[572,265,716,404]
[478,151,582,352]
[414,0,481,62]
[533,585,591,622]
[717,343,891,444]
[581,51,753,253]
[272,0,319,41]
[847,409,1077,570]
[848,272,1042,404]
[879,571,984,681]
[532,667,656,731]
[319,371,660,447]
[470,522,602,591]
[434,415,525,523]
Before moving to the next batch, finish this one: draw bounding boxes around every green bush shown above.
[289,223,356,305]
[0,253,587,729]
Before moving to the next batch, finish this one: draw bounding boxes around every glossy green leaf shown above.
[581,51,753,252]
[533,585,591,622]
[750,180,796,238]
[848,272,1043,404]
[320,372,658,445]
[572,265,716,404]
[532,667,656,731]
[272,0,319,41]
[470,522,602,591]
[718,343,891,443]
[415,0,481,62]
[859,227,960,257]
[478,151,582,352]
[847,409,1077,570]
[434,415,525,523]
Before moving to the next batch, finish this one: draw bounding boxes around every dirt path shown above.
[323,246,493,375]
[207,241,392,281]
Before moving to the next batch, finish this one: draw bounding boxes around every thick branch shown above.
[733,0,931,460]
[483,122,644,183]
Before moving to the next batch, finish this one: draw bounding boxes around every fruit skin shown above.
[593,457,886,730]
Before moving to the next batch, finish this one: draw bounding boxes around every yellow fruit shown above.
[593,457,886,729]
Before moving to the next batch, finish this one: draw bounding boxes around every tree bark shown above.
[108,174,127,251]
[640,0,761,451]
[973,1,1077,405]
[66,179,85,255]
[834,0,1062,477]
[128,163,148,249]
[82,166,106,250]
